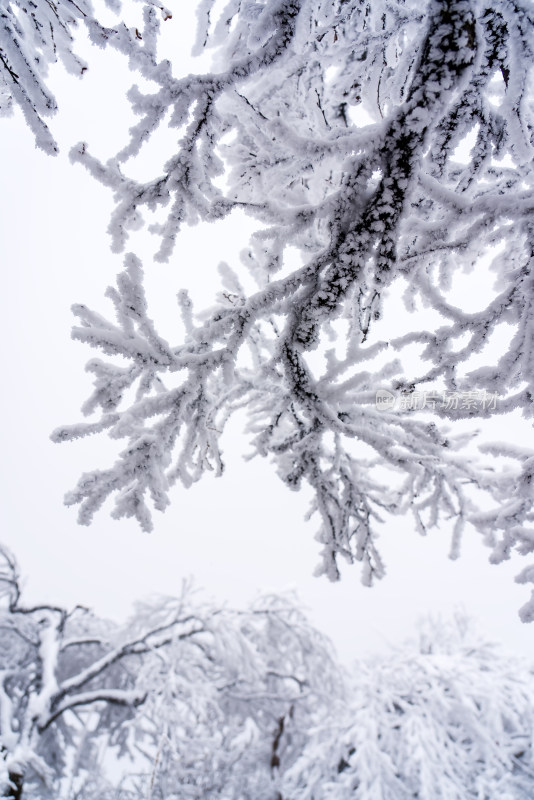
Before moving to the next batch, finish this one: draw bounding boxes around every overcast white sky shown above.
[0,2,532,664]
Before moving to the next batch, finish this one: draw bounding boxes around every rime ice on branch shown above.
[54,1,534,614]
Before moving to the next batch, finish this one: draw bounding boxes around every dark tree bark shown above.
[5,771,23,800]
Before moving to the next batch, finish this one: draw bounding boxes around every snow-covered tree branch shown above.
[0,0,171,153]
[46,0,534,616]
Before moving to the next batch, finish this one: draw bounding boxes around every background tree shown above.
[113,593,340,800]
[0,544,220,799]
[282,616,534,800]
[66,610,534,800]
[46,0,534,615]
[0,543,341,800]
